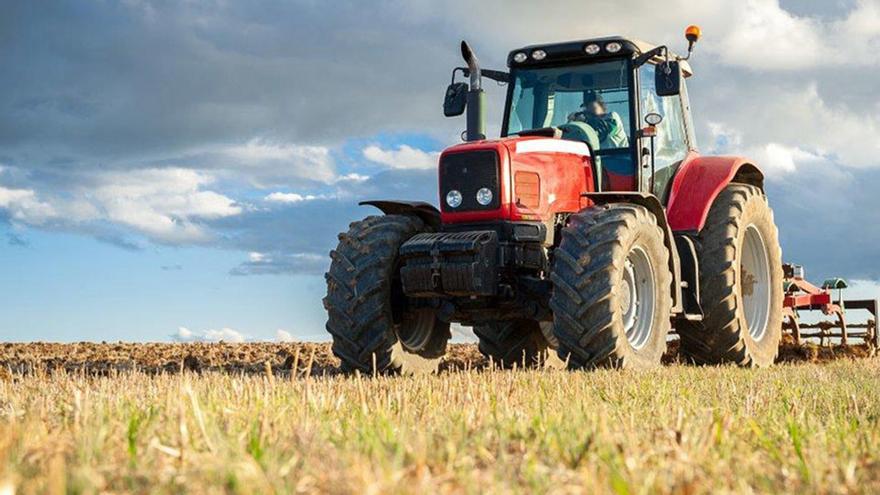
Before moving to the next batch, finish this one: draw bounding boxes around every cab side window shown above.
[638,63,689,199]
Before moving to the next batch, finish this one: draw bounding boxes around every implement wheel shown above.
[549,204,672,369]
[678,184,783,367]
[324,215,450,374]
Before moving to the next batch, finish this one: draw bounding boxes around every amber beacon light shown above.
[685,25,701,44]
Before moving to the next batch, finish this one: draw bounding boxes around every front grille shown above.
[440,151,500,212]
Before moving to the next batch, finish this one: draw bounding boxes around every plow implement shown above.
[782,263,878,348]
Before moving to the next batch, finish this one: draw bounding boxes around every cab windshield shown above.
[504,59,633,152]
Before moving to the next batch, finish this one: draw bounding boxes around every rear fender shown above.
[582,192,683,314]
[359,200,441,230]
[666,154,764,233]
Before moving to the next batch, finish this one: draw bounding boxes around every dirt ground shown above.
[0,336,874,378]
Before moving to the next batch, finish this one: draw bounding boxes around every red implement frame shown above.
[782,263,878,347]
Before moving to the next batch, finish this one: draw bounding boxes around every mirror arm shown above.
[481,69,510,83]
[458,67,510,84]
[634,46,668,67]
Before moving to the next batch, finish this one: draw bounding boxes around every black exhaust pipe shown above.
[461,41,486,141]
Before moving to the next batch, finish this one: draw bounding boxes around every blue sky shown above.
[2,0,879,342]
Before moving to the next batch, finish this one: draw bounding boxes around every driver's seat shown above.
[558,121,600,151]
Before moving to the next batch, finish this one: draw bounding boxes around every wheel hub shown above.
[620,246,655,350]
[741,224,771,341]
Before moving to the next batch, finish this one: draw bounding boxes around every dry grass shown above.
[2,350,880,494]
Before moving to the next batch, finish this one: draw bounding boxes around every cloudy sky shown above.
[2,0,879,342]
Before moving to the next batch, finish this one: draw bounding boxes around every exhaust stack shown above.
[461,41,486,141]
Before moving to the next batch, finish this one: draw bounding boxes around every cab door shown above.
[637,63,693,202]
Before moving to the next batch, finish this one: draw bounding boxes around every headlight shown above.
[584,43,600,55]
[605,42,622,53]
[513,52,527,63]
[446,190,462,208]
[476,187,493,206]
[531,49,547,61]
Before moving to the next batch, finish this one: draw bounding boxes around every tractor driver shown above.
[567,92,629,149]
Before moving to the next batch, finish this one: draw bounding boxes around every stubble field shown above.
[1,341,878,494]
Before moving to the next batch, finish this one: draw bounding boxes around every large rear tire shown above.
[324,215,450,374]
[677,184,783,367]
[473,319,555,368]
[550,204,673,369]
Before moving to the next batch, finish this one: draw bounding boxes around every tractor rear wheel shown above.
[550,204,672,369]
[677,184,783,367]
[323,215,450,374]
[473,319,556,368]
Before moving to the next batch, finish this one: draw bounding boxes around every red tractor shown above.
[324,27,787,373]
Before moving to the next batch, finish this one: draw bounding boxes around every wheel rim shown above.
[741,224,771,341]
[620,246,655,349]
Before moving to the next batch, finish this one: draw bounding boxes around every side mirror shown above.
[444,82,468,117]
[655,60,681,96]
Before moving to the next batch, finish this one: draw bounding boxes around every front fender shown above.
[666,153,764,233]
[359,200,441,230]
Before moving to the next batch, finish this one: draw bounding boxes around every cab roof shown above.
[507,36,693,77]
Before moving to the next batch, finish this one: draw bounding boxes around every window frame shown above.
[634,61,696,195]
[501,58,638,145]
[501,58,640,192]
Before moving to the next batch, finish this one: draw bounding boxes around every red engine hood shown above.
[439,136,594,224]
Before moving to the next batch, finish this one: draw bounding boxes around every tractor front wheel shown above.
[323,215,450,374]
[550,204,672,369]
[677,184,783,367]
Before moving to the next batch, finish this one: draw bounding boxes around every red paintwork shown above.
[785,292,832,308]
[784,277,834,309]
[605,171,636,191]
[666,152,758,232]
[438,140,759,233]
[439,136,594,224]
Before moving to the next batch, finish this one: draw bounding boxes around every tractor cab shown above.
[501,37,697,200]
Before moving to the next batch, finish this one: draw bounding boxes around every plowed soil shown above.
[0,337,874,378]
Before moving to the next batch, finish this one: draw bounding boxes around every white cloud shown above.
[175,326,195,341]
[0,167,242,243]
[202,328,247,343]
[264,192,331,204]
[275,329,295,342]
[745,143,825,178]
[0,186,56,224]
[91,168,242,242]
[716,0,825,70]
[706,85,880,176]
[231,251,326,276]
[172,326,247,343]
[716,0,880,70]
[363,144,439,170]
[334,173,370,183]
[223,139,337,184]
